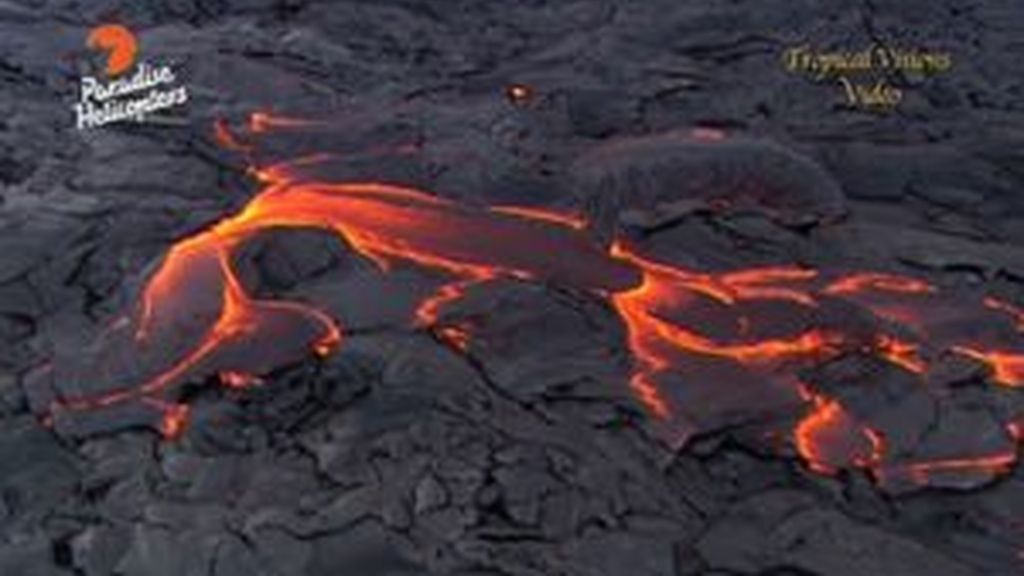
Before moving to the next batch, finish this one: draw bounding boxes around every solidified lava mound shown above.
[571,130,848,243]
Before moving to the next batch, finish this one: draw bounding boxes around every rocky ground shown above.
[2,0,1024,575]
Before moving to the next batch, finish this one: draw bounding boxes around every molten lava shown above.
[952,347,1024,388]
[43,114,1024,490]
[794,392,880,475]
[985,297,1024,330]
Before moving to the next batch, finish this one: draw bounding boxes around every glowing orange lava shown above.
[953,346,1024,388]
[142,398,189,440]
[219,371,264,390]
[824,273,936,296]
[43,116,1023,490]
[248,112,322,133]
[985,297,1024,330]
[794,391,879,475]
[505,84,534,106]
[875,335,927,374]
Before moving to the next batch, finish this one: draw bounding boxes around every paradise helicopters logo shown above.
[74,24,189,130]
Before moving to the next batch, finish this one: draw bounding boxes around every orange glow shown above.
[609,242,736,305]
[1009,421,1022,442]
[862,427,886,465]
[876,335,927,374]
[985,297,1024,330]
[506,84,533,105]
[145,399,190,440]
[219,371,264,389]
[824,273,936,296]
[793,394,877,475]
[251,153,334,185]
[248,111,321,133]
[213,119,251,153]
[608,245,843,417]
[611,247,839,364]
[416,276,492,327]
[489,206,586,230]
[436,325,471,352]
[51,181,637,423]
[629,373,670,419]
[953,346,1024,387]
[44,116,1024,493]
[720,266,818,306]
[880,450,1018,485]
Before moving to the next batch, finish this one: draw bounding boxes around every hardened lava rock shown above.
[571,130,848,243]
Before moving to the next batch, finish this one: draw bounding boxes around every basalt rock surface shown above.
[1,1,1023,576]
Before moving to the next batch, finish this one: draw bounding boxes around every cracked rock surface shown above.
[2,1,1024,575]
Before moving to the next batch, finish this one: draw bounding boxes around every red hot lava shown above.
[44,113,1024,492]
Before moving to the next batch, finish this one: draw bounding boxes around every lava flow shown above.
[41,114,1024,492]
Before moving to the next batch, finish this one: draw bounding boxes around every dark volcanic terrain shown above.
[2,1,1024,575]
